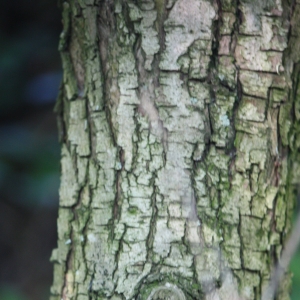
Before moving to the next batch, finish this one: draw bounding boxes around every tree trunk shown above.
[50,0,300,299]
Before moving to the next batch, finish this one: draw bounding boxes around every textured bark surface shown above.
[51,0,300,299]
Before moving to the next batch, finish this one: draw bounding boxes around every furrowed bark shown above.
[51,0,300,299]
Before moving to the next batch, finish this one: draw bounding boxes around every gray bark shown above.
[50,0,300,299]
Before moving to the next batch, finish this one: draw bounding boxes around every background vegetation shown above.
[0,0,60,299]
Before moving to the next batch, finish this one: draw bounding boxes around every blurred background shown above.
[0,0,299,300]
[0,0,61,299]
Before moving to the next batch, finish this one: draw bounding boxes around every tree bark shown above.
[51,0,300,299]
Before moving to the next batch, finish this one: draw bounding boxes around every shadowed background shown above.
[0,0,299,299]
[0,0,60,299]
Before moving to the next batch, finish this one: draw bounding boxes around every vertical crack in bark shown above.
[98,0,118,145]
[146,174,158,262]
[97,0,124,242]
[111,224,127,287]
[54,86,67,144]
[134,0,169,153]
[112,147,125,226]
[153,0,167,67]
[203,0,222,241]
[136,47,168,152]
[237,213,244,270]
